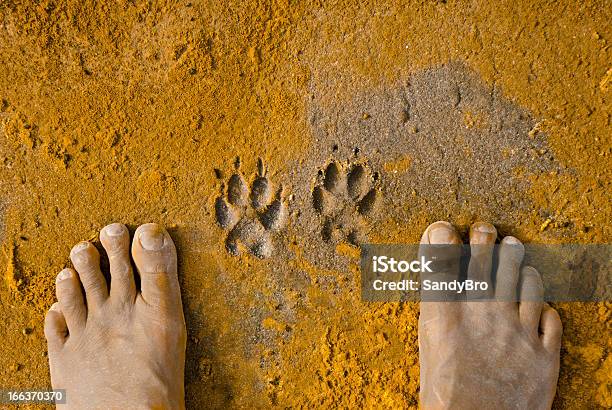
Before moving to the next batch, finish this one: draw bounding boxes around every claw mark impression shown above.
[312,158,380,246]
[215,158,287,258]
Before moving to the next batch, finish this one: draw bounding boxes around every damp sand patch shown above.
[286,62,566,271]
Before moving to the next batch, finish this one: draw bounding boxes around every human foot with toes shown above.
[44,223,186,410]
[42,220,563,409]
[418,221,563,409]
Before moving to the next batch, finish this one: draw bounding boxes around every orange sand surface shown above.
[0,1,610,408]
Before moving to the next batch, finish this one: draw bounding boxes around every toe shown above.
[518,266,544,336]
[323,162,346,195]
[250,176,273,209]
[55,268,86,335]
[131,223,180,309]
[44,302,67,351]
[260,190,287,232]
[227,173,248,206]
[347,164,370,200]
[495,236,524,305]
[420,221,462,245]
[100,223,136,304]
[70,241,108,308]
[540,303,563,354]
[419,221,462,304]
[215,196,238,230]
[467,222,497,299]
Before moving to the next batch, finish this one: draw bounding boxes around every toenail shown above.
[428,225,454,244]
[474,223,496,234]
[139,228,165,251]
[56,269,73,282]
[71,242,90,255]
[50,302,60,311]
[104,223,125,236]
[502,236,521,244]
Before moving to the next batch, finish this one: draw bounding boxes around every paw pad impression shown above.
[312,160,381,246]
[215,159,287,258]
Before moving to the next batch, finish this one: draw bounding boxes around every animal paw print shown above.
[312,160,381,246]
[215,159,287,258]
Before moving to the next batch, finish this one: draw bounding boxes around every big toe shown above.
[131,223,180,309]
[421,221,462,245]
[419,221,462,303]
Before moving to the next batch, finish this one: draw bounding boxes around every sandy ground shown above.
[0,1,610,408]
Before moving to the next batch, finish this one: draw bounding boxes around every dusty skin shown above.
[419,221,563,409]
[43,220,562,409]
[43,223,186,410]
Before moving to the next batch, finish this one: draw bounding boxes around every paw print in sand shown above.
[215,159,287,258]
[312,160,381,246]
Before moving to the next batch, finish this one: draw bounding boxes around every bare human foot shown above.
[418,221,562,409]
[43,223,186,409]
